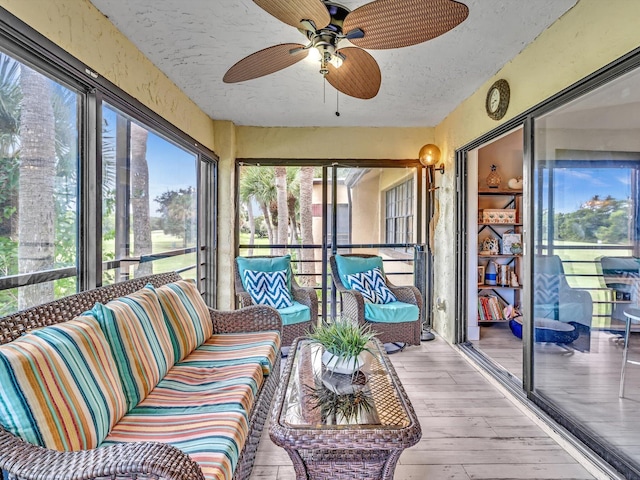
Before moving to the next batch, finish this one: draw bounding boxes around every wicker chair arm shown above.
[0,431,204,480]
[291,285,316,309]
[389,285,422,306]
[209,305,282,335]
[338,290,367,327]
[236,291,253,308]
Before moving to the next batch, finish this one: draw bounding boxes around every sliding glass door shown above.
[532,64,640,477]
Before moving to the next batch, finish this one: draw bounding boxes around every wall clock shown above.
[485,79,510,120]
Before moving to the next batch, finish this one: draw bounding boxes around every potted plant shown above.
[307,319,375,375]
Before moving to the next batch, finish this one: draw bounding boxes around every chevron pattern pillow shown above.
[346,267,397,304]
[534,273,560,305]
[243,269,294,309]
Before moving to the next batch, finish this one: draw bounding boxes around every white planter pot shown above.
[321,350,364,375]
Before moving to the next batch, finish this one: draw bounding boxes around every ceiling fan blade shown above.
[325,47,381,100]
[343,0,469,50]
[223,43,308,83]
[253,0,330,30]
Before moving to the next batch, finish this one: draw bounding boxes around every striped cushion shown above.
[153,280,213,361]
[90,286,176,410]
[0,316,127,450]
[102,410,248,480]
[135,362,264,414]
[181,332,280,376]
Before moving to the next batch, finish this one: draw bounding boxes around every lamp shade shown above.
[419,144,441,167]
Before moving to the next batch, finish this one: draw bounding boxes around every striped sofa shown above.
[0,272,281,480]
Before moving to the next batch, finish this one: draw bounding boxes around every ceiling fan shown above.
[223,0,469,100]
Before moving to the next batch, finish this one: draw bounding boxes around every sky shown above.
[103,106,197,214]
[544,167,631,213]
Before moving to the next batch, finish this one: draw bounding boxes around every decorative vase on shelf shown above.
[486,164,501,189]
[485,261,497,286]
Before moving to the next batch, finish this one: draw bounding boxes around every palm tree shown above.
[130,122,152,276]
[286,167,300,244]
[0,54,20,240]
[240,166,276,246]
[298,166,315,286]
[18,65,56,309]
[274,166,288,255]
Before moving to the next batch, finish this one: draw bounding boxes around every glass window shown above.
[102,103,198,284]
[0,52,79,316]
[385,178,414,249]
[533,65,640,472]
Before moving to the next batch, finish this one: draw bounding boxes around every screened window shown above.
[385,178,414,247]
[102,103,198,284]
[0,52,80,316]
[0,16,215,317]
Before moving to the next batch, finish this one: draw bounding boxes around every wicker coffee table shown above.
[269,337,422,480]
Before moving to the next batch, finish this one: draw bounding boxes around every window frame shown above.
[0,8,217,308]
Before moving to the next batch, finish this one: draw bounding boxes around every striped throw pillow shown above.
[90,285,176,410]
[347,267,397,304]
[0,316,127,450]
[153,280,213,361]
[243,269,293,309]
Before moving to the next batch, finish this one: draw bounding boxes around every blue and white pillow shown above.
[346,267,397,304]
[243,269,294,309]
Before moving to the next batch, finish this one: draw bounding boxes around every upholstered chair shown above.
[235,255,317,347]
[329,254,422,348]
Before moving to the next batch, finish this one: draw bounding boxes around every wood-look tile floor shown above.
[249,336,597,480]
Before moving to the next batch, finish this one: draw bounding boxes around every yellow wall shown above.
[431,0,640,340]
[236,127,432,159]
[1,0,215,150]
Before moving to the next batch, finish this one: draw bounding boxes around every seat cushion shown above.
[278,301,311,325]
[334,254,384,288]
[135,362,264,415]
[180,332,280,376]
[90,286,175,410]
[243,269,294,309]
[346,267,397,304]
[364,301,419,323]
[152,280,213,361]
[236,255,292,291]
[0,316,127,450]
[102,409,248,480]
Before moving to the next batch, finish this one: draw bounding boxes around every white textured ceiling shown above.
[89,0,578,127]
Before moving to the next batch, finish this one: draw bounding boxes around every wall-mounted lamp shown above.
[418,144,445,174]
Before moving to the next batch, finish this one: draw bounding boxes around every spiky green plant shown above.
[307,319,375,363]
[306,385,375,424]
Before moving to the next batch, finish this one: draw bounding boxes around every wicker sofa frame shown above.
[0,272,281,480]
[234,256,317,346]
[330,254,422,347]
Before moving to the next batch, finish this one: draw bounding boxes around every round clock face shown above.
[489,88,500,113]
[485,79,510,120]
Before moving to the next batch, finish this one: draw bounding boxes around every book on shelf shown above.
[477,295,506,322]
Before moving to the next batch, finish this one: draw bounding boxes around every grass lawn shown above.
[547,240,633,327]
[103,230,196,280]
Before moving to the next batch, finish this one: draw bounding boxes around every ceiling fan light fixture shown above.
[328,53,343,69]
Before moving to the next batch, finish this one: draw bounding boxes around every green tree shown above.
[239,166,276,247]
[155,187,196,247]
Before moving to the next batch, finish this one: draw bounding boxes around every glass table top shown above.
[279,338,411,429]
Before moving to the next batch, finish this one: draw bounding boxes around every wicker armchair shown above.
[329,254,422,347]
[235,256,317,346]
